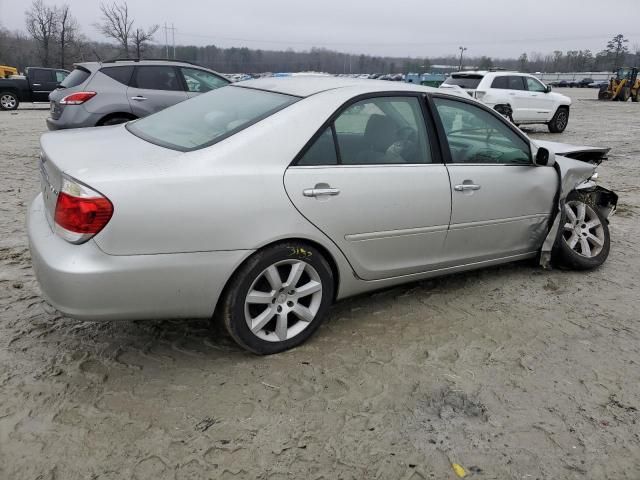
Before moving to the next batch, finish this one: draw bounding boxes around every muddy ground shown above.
[0,89,639,479]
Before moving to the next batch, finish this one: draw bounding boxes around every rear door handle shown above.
[303,187,340,197]
[131,96,147,101]
[454,184,481,191]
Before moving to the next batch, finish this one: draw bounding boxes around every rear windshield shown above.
[127,85,299,151]
[443,74,484,89]
[60,67,90,88]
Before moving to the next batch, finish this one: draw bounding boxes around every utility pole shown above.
[458,46,467,71]
[163,23,177,59]
[172,23,176,60]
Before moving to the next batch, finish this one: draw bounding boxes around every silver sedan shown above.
[28,77,618,354]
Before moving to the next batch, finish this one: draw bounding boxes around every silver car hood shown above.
[533,140,609,163]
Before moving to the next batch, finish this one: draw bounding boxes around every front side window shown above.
[526,77,547,92]
[433,97,531,165]
[181,68,229,93]
[333,97,432,164]
[31,69,53,84]
[127,85,298,151]
[133,66,182,91]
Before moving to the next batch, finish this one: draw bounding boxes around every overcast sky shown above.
[1,0,639,58]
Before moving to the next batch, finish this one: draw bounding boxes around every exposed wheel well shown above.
[213,238,342,317]
[96,112,137,126]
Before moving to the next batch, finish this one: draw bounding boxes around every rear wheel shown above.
[98,115,134,126]
[220,242,334,354]
[632,90,639,103]
[617,87,630,102]
[552,196,610,270]
[0,92,19,111]
[547,107,569,133]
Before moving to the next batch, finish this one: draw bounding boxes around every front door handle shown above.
[454,184,481,192]
[131,96,147,101]
[303,187,340,197]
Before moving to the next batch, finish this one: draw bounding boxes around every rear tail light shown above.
[54,177,113,244]
[59,91,96,105]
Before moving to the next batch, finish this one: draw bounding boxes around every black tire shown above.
[617,87,630,102]
[547,107,569,133]
[219,242,334,354]
[552,193,610,270]
[98,115,133,126]
[0,91,19,111]
[494,104,514,123]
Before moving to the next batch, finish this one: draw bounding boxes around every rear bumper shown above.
[46,105,103,130]
[27,194,250,320]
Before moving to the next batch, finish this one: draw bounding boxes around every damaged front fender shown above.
[539,156,618,268]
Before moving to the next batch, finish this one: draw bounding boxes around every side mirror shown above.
[545,85,552,93]
[534,146,555,167]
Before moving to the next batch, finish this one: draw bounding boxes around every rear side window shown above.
[298,128,338,166]
[60,67,90,88]
[507,76,526,90]
[133,66,182,91]
[491,76,508,89]
[443,74,484,89]
[100,66,134,85]
[127,85,298,151]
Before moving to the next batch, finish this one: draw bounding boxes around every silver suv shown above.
[47,59,229,130]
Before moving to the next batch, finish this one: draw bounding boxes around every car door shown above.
[430,95,557,265]
[179,67,229,99]
[500,75,531,122]
[29,69,55,102]
[127,65,188,117]
[524,76,555,121]
[284,95,452,280]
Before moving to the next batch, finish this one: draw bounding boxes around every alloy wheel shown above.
[556,111,568,130]
[1,94,17,109]
[562,201,605,258]
[244,259,323,342]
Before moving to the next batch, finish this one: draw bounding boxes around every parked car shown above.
[588,80,608,89]
[0,67,68,110]
[28,77,617,354]
[577,78,594,88]
[47,59,230,130]
[440,71,572,132]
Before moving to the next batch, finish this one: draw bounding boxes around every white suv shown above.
[440,71,572,133]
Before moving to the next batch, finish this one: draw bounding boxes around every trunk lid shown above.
[39,125,182,229]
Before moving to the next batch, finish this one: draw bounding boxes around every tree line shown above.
[1,1,638,74]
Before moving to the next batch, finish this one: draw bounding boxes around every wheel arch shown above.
[96,111,137,126]
[213,236,343,318]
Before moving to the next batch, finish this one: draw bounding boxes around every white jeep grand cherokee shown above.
[440,71,572,133]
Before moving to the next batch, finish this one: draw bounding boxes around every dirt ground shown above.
[0,88,639,480]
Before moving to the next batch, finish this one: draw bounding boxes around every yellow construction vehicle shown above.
[0,65,19,78]
[598,67,639,102]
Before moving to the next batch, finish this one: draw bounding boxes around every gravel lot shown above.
[1,89,639,479]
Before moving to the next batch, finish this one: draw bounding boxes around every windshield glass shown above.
[443,74,484,89]
[127,86,298,151]
[60,67,90,88]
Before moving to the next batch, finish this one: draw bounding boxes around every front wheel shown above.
[220,242,334,354]
[548,107,569,133]
[0,92,19,111]
[552,197,610,270]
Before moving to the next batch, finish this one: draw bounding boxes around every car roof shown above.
[235,75,439,98]
[74,60,219,72]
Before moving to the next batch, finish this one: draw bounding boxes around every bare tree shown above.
[95,1,133,56]
[57,4,79,69]
[130,25,159,59]
[606,34,629,71]
[25,0,58,66]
